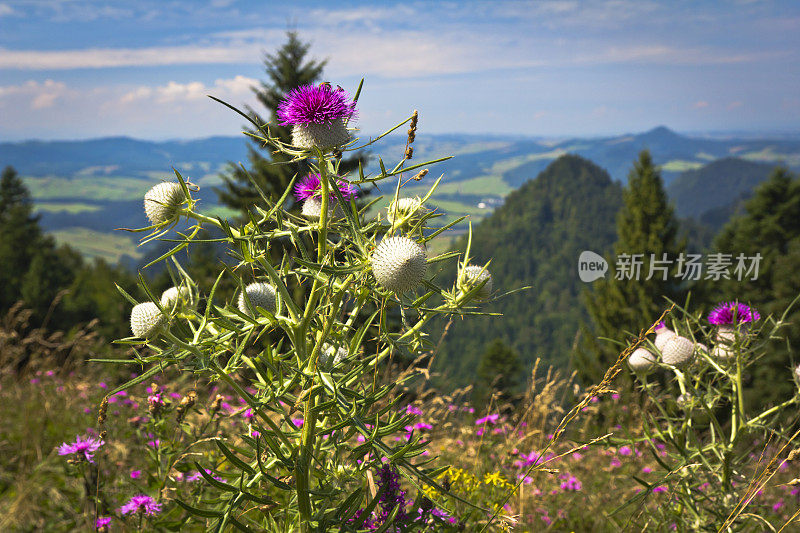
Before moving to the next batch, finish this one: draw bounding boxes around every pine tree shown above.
[575,150,687,383]
[217,31,363,214]
[0,166,42,309]
[476,338,523,405]
[704,168,800,406]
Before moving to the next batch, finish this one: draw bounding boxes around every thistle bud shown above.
[237,282,277,316]
[144,182,185,225]
[176,390,197,423]
[458,265,493,301]
[628,347,657,374]
[654,323,677,351]
[130,302,166,339]
[371,236,427,293]
[160,286,194,311]
[387,197,428,225]
[661,336,695,368]
[210,394,224,415]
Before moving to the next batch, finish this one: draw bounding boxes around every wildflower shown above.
[237,282,277,316]
[406,405,423,416]
[143,182,184,225]
[119,494,162,516]
[773,499,784,512]
[130,470,142,479]
[642,467,653,474]
[458,264,493,301]
[277,84,356,150]
[475,413,500,425]
[559,474,582,491]
[148,391,166,417]
[628,347,657,374]
[58,435,104,463]
[95,517,112,531]
[293,173,357,202]
[708,302,760,325]
[652,486,668,493]
[371,236,427,293]
[661,336,695,367]
[618,446,632,456]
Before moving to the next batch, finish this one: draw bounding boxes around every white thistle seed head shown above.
[628,347,657,374]
[160,286,194,311]
[459,264,493,301]
[387,197,428,225]
[661,336,695,367]
[130,302,166,338]
[144,182,185,225]
[371,236,427,293]
[654,329,677,351]
[292,121,350,150]
[237,282,277,316]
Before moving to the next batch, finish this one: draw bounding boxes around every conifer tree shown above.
[705,168,800,406]
[575,150,687,383]
[0,166,42,309]
[476,338,523,405]
[217,31,363,214]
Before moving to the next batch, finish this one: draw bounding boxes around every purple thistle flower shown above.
[708,302,761,325]
[58,435,104,463]
[119,494,162,516]
[95,516,112,530]
[277,84,356,126]
[293,173,357,202]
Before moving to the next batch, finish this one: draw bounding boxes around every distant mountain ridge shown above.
[2,127,799,263]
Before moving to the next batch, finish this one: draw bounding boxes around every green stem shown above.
[180,209,242,239]
[296,150,333,531]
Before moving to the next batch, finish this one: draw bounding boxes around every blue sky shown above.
[1,0,798,140]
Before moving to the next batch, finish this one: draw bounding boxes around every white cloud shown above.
[0,79,68,109]
[120,75,257,105]
[0,44,259,70]
[0,3,14,16]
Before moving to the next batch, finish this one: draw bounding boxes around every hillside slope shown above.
[432,155,623,386]
[667,157,777,218]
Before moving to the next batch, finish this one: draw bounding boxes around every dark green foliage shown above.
[476,338,523,404]
[0,165,138,339]
[433,154,622,388]
[702,168,800,406]
[0,166,43,309]
[667,157,775,219]
[217,31,363,215]
[575,151,687,384]
[217,32,323,213]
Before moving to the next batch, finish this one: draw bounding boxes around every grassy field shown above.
[25,176,155,201]
[50,227,142,263]
[35,202,103,214]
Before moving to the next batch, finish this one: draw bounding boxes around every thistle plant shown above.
[618,298,800,530]
[109,80,499,531]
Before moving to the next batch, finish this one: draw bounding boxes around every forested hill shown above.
[432,154,623,385]
[667,158,775,220]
